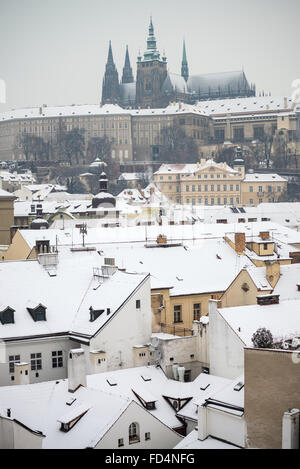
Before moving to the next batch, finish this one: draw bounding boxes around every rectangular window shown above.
[236,184,239,191]
[211,198,215,205]
[174,305,182,323]
[118,438,124,447]
[52,351,63,368]
[31,353,42,371]
[230,185,233,191]
[186,185,189,192]
[277,186,281,192]
[9,355,20,373]
[145,432,151,441]
[192,185,195,192]
[223,185,227,191]
[136,300,141,309]
[250,186,253,192]
[263,243,268,250]
[193,303,201,321]
[198,185,201,192]
[211,185,214,192]
[258,186,263,193]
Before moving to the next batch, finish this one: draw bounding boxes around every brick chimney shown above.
[234,233,246,254]
[259,231,270,240]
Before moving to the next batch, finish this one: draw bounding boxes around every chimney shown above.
[14,363,30,386]
[257,294,280,306]
[39,106,43,115]
[259,231,270,240]
[68,349,87,393]
[7,409,11,418]
[265,261,280,288]
[234,233,246,254]
[157,234,167,245]
[282,409,300,449]
[284,97,288,109]
[198,405,208,441]
[178,366,185,382]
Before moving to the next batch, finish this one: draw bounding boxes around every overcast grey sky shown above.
[1,0,300,111]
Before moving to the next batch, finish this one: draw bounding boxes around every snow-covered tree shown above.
[252,328,274,349]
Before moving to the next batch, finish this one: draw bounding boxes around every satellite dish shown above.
[151,336,159,348]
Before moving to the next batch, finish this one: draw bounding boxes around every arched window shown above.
[129,422,140,444]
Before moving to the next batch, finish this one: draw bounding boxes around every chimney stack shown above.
[14,363,30,386]
[68,349,87,393]
[234,233,246,254]
[282,409,300,449]
[259,231,270,240]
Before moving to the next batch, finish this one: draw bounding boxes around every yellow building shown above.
[154,159,287,206]
[0,189,16,247]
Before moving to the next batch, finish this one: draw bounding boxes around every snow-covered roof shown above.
[162,73,189,94]
[0,188,15,198]
[188,70,250,97]
[154,159,237,175]
[0,104,130,122]
[20,221,300,251]
[0,252,148,340]
[198,95,294,117]
[218,299,300,347]
[243,173,287,183]
[174,430,240,450]
[0,378,131,449]
[96,238,251,295]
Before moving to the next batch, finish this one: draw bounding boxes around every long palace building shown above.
[0,96,298,162]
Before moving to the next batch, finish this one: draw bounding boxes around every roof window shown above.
[27,303,47,322]
[89,307,104,322]
[0,306,15,325]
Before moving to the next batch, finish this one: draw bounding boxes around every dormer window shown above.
[132,387,157,410]
[0,307,15,325]
[58,405,89,432]
[89,307,104,322]
[27,304,47,321]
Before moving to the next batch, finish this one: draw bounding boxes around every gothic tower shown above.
[181,40,189,82]
[122,45,134,84]
[101,41,120,105]
[136,18,168,108]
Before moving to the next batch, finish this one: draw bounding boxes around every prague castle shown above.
[101,18,256,108]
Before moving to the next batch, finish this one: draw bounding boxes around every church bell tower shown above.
[136,18,167,108]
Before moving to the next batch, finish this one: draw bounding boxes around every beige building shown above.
[154,159,287,206]
[0,189,16,246]
[0,96,298,163]
[245,347,300,449]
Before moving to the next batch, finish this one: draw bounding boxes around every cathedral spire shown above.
[122,45,134,84]
[107,40,114,65]
[101,41,120,105]
[181,40,189,82]
[147,16,157,52]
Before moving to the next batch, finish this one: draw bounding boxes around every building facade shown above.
[154,159,287,206]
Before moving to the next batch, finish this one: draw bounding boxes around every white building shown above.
[0,354,181,449]
[0,250,152,386]
[209,298,300,379]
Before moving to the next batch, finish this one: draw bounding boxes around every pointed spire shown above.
[147,16,157,51]
[101,41,120,105]
[181,40,189,82]
[107,40,114,65]
[122,45,134,84]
